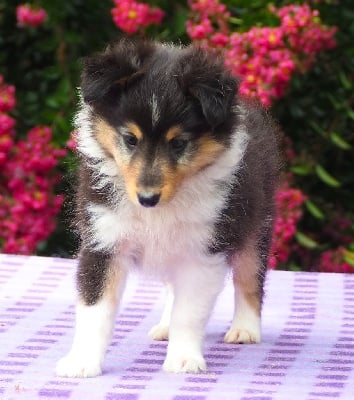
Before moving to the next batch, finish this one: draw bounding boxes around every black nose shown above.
[137,192,161,208]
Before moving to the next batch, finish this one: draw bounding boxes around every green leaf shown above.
[295,232,319,249]
[326,93,342,110]
[42,66,60,80]
[343,249,354,267]
[339,71,352,90]
[289,264,303,272]
[305,200,325,220]
[229,17,243,25]
[347,109,354,120]
[36,241,47,252]
[315,164,341,188]
[330,132,352,150]
[309,121,326,137]
[45,97,60,108]
[290,103,305,118]
[41,110,57,122]
[290,164,311,176]
[171,9,188,36]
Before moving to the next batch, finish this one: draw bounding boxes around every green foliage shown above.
[0,0,117,139]
[273,0,354,267]
[227,0,280,30]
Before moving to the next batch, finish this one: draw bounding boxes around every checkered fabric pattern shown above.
[1,254,354,399]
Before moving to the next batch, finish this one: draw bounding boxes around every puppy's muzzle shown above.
[137,191,161,208]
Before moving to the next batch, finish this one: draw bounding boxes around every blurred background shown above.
[0,0,353,273]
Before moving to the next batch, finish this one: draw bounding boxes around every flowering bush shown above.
[187,0,337,106]
[1,0,352,272]
[0,75,66,254]
[16,4,47,28]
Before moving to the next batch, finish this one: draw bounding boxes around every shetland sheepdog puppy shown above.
[56,38,278,378]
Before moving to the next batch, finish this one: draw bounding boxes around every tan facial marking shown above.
[119,157,143,205]
[94,119,143,156]
[165,126,183,141]
[94,118,147,204]
[191,136,225,172]
[126,122,143,141]
[159,135,226,203]
[159,161,184,203]
[94,118,117,158]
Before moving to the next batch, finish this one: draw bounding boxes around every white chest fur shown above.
[87,171,227,275]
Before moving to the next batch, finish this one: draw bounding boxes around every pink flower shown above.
[0,84,16,112]
[16,4,47,28]
[111,0,164,34]
[210,32,229,47]
[186,18,214,40]
[319,247,353,273]
[146,7,165,25]
[0,113,16,135]
[66,131,77,151]
[0,134,13,152]
[189,0,229,18]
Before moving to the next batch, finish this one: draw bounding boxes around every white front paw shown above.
[148,324,169,341]
[163,351,206,373]
[56,352,102,378]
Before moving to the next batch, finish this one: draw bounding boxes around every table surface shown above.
[0,254,354,400]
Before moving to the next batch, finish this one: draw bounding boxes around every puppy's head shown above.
[81,39,238,207]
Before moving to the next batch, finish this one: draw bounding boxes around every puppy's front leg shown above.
[56,249,126,378]
[163,260,227,373]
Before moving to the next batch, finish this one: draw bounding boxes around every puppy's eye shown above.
[169,138,188,154]
[123,134,138,149]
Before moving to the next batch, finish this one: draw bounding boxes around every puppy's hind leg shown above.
[56,250,127,378]
[224,240,266,344]
[148,283,173,341]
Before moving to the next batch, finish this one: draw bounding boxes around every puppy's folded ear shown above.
[178,47,239,128]
[81,39,155,106]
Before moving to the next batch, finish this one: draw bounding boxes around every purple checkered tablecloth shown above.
[0,254,353,400]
